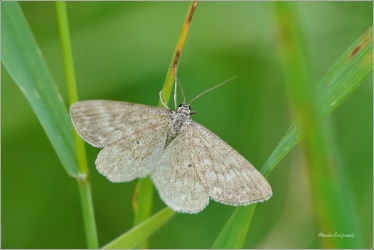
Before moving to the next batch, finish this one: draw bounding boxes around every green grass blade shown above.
[102,208,175,249]
[212,24,372,249]
[212,204,257,248]
[133,177,155,228]
[317,30,373,116]
[262,26,372,177]
[2,1,78,176]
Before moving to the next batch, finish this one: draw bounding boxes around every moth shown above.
[70,81,272,213]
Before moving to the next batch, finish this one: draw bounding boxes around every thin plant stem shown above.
[56,2,99,248]
[160,0,199,107]
[132,1,198,248]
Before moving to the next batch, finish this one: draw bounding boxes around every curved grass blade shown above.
[2,2,78,176]
[262,26,373,176]
[212,25,372,249]
[212,204,257,248]
[102,208,175,249]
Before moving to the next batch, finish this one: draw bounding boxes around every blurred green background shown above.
[2,1,372,248]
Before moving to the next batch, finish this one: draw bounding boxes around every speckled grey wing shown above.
[70,100,170,147]
[151,129,209,214]
[186,122,272,206]
[96,124,168,182]
[70,100,171,182]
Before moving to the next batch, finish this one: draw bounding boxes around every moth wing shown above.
[186,122,272,205]
[70,100,170,147]
[96,123,168,182]
[151,129,209,214]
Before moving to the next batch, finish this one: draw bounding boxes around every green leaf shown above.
[212,26,372,249]
[2,2,78,176]
[102,208,175,249]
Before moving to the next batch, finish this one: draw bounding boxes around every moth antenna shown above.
[174,72,187,107]
[178,77,187,104]
[189,76,237,105]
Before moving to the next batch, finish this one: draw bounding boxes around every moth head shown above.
[177,104,198,116]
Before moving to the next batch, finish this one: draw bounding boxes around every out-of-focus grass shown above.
[274,2,370,248]
[2,1,372,249]
[212,13,372,250]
